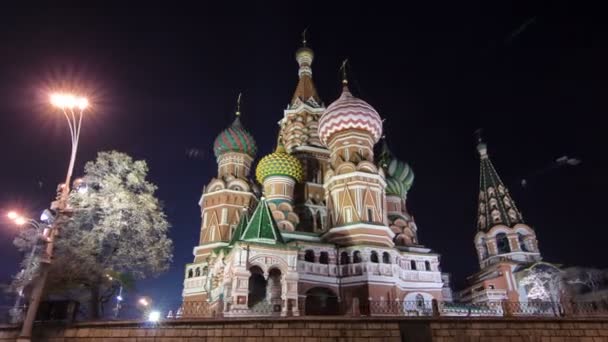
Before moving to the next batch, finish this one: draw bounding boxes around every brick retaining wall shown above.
[0,317,606,341]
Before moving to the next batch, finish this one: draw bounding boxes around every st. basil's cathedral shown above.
[180,39,554,316]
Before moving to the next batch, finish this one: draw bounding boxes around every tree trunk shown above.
[90,283,100,319]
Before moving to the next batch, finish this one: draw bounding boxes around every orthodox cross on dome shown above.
[340,59,349,85]
[302,27,308,47]
[235,92,242,117]
[475,134,525,232]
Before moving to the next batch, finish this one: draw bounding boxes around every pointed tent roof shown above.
[476,142,524,232]
[290,45,322,108]
[228,209,250,246]
[238,197,285,244]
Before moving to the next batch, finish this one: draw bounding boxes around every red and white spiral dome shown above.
[318,85,383,147]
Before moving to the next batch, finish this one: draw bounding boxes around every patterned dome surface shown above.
[385,159,414,197]
[318,86,383,146]
[213,117,257,158]
[256,146,304,183]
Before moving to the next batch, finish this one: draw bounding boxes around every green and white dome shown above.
[213,117,257,158]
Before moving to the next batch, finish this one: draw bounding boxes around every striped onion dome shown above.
[213,117,257,158]
[318,85,383,146]
[385,158,414,198]
[256,145,304,184]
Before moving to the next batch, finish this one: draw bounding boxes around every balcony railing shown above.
[170,299,608,319]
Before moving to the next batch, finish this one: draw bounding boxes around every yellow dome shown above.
[256,146,303,184]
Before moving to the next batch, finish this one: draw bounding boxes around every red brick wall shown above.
[0,317,607,342]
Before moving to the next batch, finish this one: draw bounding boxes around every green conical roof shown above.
[476,142,524,232]
[238,197,285,245]
[228,210,250,246]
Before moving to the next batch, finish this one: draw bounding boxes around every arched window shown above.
[518,233,528,252]
[382,252,391,264]
[195,267,201,277]
[340,251,350,265]
[304,250,315,263]
[319,252,329,264]
[187,269,193,278]
[370,251,379,263]
[353,251,362,263]
[425,261,431,271]
[496,233,511,254]
[410,260,417,270]
[203,266,209,276]
[416,294,425,309]
[316,211,323,231]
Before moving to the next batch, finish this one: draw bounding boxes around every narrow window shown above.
[410,260,417,270]
[425,261,431,271]
[382,252,391,264]
[340,251,350,264]
[370,251,379,263]
[319,252,329,264]
[367,207,374,222]
[221,208,228,224]
[304,250,315,263]
[353,251,362,263]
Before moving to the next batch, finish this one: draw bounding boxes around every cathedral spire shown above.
[291,31,321,108]
[476,137,524,232]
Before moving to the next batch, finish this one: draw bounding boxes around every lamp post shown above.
[5,212,48,324]
[18,93,88,342]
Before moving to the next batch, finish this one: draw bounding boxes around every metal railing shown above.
[167,299,608,319]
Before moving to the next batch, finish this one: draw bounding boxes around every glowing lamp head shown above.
[147,310,161,323]
[116,295,123,301]
[50,93,89,110]
[139,298,149,306]
[7,211,18,220]
[14,217,26,226]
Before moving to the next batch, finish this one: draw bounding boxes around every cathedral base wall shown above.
[8,317,608,342]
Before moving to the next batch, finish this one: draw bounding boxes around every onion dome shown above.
[255,145,304,184]
[213,116,257,158]
[385,158,414,197]
[318,85,383,146]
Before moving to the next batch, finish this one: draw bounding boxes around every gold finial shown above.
[302,27,308,47]
[340,59,349,85]
[236,92,242,116]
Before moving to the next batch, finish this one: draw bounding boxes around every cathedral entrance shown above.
[248,266,267,308]
[304,287,339,315]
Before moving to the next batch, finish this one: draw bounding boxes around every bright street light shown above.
[7,211,18,220]
[147,310,161,323]
[14,217,26,226]
[50,93,89,110]
[139,298,149,307]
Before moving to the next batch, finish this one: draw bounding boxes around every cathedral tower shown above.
[461,138,543,303]
[278,38,330,232]
[318,76,393,247]
[474,141,541,268]
[183,107,259,302]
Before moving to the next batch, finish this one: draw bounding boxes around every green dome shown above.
[385,158,414,198]
[385,177,405,197]
[213,117,257,158]
[256,146,303,184]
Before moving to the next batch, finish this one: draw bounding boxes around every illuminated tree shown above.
[13,151,173,318]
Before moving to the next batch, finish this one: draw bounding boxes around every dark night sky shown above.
[0,2,607,313]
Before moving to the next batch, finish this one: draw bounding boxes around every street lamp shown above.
[5,211,47,324]
[18,92,89,342]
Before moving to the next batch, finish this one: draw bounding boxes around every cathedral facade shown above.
[181,42,449,317]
